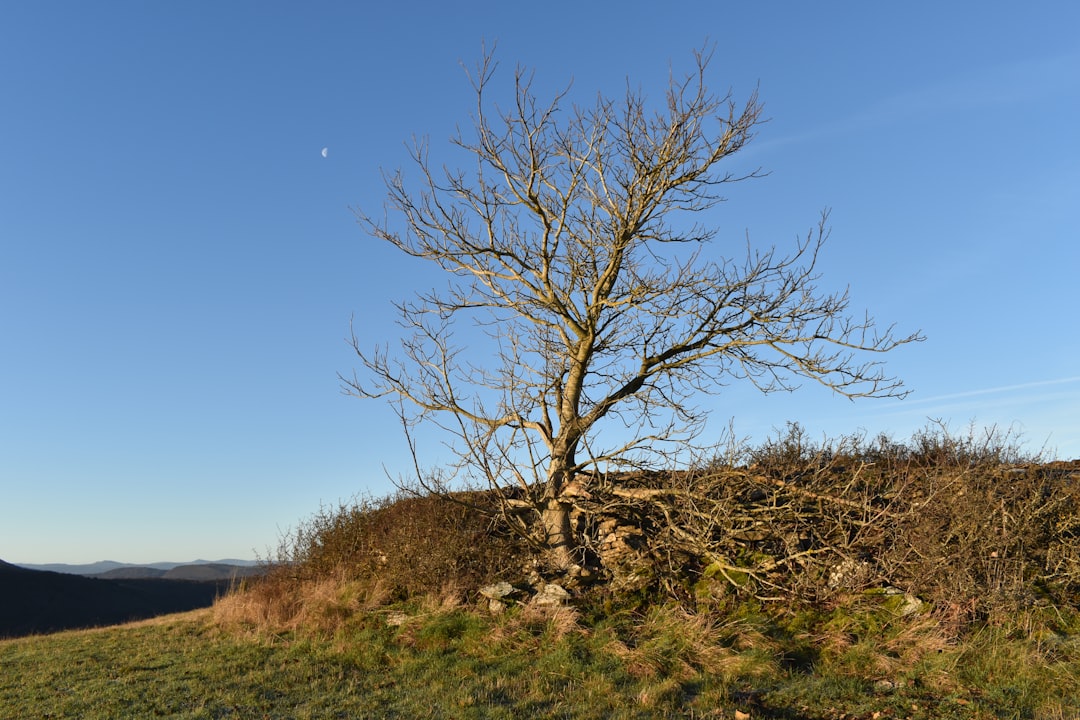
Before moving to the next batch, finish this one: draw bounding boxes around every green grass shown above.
[4,600,1080,719]
[0,611,398,719]
[0,608,669,719]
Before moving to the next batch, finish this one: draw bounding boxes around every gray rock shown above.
[880,586,923,616]
[896,593,923,616]
[479,581,515,600]
[532,582,571,606]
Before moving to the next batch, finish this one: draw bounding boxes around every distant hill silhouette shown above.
[0,558,249,638]
[0,559,30,574]
[93,563,264,581]
[162,563,263,581]
[93,566,168,579]
[16,559,260,576]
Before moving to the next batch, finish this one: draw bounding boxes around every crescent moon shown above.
[321,147,328,158]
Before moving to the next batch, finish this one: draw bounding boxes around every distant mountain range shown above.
[95,563,265,581]
[0,558,265,639]
[14,559,262,577]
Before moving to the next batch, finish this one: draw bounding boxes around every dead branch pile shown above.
[566,442,1080,621]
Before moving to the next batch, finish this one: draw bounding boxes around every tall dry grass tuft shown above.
[213,570,392,637]
[482,602,587,655]
[417,580,468,614]
[604,604,773,681]
[804,601,954,684]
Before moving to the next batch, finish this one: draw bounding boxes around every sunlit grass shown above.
[4,597,1079,719]
[6,426,1079,718]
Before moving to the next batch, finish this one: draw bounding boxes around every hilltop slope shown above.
[0,559,228,638]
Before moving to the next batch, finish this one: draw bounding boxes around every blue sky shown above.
[2,2,1077,564]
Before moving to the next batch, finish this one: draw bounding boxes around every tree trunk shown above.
[542,444,578,570]
[541,497,574,570]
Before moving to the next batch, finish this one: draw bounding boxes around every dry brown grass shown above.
[604,604,771,681]
[803,600,954,685]
[479,602,587,656]
[212,572,392,637]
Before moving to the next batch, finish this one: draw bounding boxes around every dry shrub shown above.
[576,422,1080,634]
[216,422,1079,641]
[867,427,1080,620]
[274,489,529,599]
[212,569,302,634]
[215,487,530,635]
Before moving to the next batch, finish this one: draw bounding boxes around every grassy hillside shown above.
[0,562,232,638]
[3,598,1079,719]
[5,426,1079,718]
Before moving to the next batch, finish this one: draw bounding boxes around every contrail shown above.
[898,376,1080,407]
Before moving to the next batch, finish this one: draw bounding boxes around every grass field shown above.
[0,607,683,719]
[3,597,1079,719]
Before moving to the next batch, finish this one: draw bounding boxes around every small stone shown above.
[897,593,923,616]
[479,581,515,600]
[532,582,571,606]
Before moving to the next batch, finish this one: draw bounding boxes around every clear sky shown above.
[2,2,1077,564]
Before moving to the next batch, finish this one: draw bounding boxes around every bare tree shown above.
[345,48,923,569]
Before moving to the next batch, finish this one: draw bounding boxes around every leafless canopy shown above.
[345,48,922,566]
